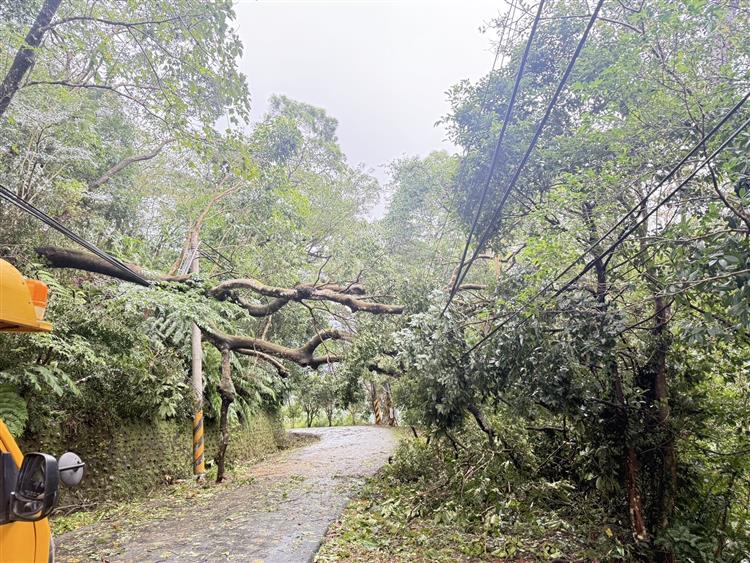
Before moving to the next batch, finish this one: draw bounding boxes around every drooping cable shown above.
[450,0,606,302]
[512,90,750,307]
[443,0,546,315]
[0,184,151,286]
[465,104,750,356]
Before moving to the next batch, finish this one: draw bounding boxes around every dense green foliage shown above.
[318,430,632,562]
[0,1,385,451]
[361,1,750,560]
[2,0,750,560]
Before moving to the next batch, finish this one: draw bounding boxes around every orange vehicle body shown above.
[0,420,50,562]
[0,259,54,562]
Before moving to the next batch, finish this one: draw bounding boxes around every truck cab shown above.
[0,259,83,562]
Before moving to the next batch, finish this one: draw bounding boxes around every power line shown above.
[199,240,236,275]
[443,0,546,315]
[548,116,750,298]
[465,104,750,356]
[437,3,522,241]
[477,1,520,114]
[468,94,750,352]
[0,184,151,286]
[514,66,744,289]
[440,1,522,265]
[480,89,750,330]
[450,0,605,300]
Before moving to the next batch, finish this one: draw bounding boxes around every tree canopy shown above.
[1,0,749,560]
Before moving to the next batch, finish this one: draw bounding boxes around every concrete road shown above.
[56,426,396,563]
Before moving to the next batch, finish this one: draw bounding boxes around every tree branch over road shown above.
[35,245,401,370]
[37,246,403,316]
[202,326,351,369]
[210,278,404,315]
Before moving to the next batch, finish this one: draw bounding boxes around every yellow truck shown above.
[0,258,83,562]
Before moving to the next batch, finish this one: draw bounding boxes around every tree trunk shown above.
[216,348,236,483]
[583,202,648,542]
[715,470,737,559]
[36,246,177,285]
[0,0,62,119]
[651,294,677,562]
[633,195,676,559]
[600,272,647,542]
[466,402,496,446]
[383,382,396,426]
[611,346,648,543]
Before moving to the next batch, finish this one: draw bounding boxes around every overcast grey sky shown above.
[234,1,505,184]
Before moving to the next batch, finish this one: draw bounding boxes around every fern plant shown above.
[0,384,28,437]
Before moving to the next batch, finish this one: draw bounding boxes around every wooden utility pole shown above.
[189,232,205,478]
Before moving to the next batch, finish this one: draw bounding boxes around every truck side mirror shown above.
[11,453,59,521]
[58,452,85,487]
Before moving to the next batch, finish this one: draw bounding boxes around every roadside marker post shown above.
[185,232,206,478]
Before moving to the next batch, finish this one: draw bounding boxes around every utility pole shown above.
[188,232,205,479]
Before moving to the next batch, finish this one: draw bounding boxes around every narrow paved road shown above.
[56,426,396,563]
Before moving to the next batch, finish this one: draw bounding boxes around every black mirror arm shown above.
[59,462,85,472]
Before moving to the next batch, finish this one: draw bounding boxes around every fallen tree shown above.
[36,244,404,481]
[37,246,403,314]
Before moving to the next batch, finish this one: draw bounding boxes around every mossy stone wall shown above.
[19,411,283,505]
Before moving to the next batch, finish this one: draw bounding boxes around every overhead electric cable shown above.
[483,90,750,327]
[430,3,519,284]
[477,0,520,114]
[0,184,151,286]
[465,104,750,356]
[443,0,546,315]
[548,117,750,298]
[450,0,605,300]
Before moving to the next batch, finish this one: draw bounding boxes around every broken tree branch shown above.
[209,278,403,315]
[88,139,173,189]
[36,246,188,285]
[201,326,351,369]
[36,246,404,318]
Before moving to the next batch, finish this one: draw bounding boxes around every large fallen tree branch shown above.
[37,244,404,372]
[37,246,403,315]
[209,278,403,315]
[201,326,351,369]
[212,292,290,317]
[36,246,188,285]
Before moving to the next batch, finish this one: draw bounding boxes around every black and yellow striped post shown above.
[188,232,205,478]
[373,396,383,425]
[192,408,205,474]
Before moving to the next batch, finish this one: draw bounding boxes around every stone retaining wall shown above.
[19,411,283,506]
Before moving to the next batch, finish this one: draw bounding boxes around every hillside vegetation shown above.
[2,1,750,560]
